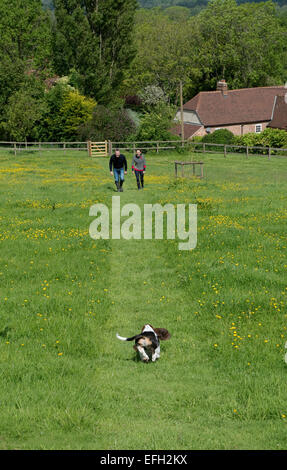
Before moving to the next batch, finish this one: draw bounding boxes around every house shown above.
[171,80,286,139]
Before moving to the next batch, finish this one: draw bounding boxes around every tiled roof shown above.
[268,95,287,131]
[183,86,285,126]
[170,123,202,139]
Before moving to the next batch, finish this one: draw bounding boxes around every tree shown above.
[0,0,53,122]
[139,85,168,108]
[40,83,97,141]
[78,106,136,142]
[3,88,46,141]
[122,8,196,104]
[135,103,177,141]
[53,0,138,104]
[193,0,286,90]
[59,90,97,139]
[163,6,191,21]
[126,0,287,105]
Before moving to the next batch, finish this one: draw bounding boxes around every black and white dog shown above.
[116,324,171,362]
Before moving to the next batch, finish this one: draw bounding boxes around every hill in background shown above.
[42,1,286,11]
[139,0,285,7]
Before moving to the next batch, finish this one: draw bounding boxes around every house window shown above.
[255,124,262,133]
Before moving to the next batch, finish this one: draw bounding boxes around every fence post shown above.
[200,163,204,179]
[268,146,271,160]
[246,145,249,159]
[14,142,17,156]
[224,145,227,158]
[156,142,159,153]
[108,140,112,156]
[203,143,206,153]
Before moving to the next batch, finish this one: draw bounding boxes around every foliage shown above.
[0,0,287,142]
[0,0,53,115]
[259,127,287,148]
[78,105,136,142]
[191,135,203,142]
[59,90,96,139]
[139,85,168,108]
[124,0,287,106]
[234,128,287,149]
[122,8,195,103]
[135,104,177,141]
[138,0,287,8]
[163,6,191,20]
[124,95,143,110]
[52,0,138,104]
[2,87,46,141]
[202,129,235,145]
[42,0,54,9]
[40,84,97,141]
[194,0,286,91]
[125,109,142,129]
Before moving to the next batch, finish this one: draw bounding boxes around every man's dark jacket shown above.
[109,154,127,171]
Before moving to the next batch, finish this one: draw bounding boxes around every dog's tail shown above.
[116,333,142,342]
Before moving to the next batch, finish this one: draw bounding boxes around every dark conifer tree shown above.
[53,0,138,103]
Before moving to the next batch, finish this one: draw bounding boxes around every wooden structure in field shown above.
[88,140,108,157]
[174,161,204,179]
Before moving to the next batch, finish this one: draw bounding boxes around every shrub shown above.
[135,104,177,142]
[78,106,136,142]
[124,95,142,109]
[191,136,203,143]
[234,128,287,152]
[2,88,46,141]
[40,83,97,141]
[202,129,235,145]
[234,132,261,148]
[139,85,168,108]
[60,90,96,139]
[259,128,287,148]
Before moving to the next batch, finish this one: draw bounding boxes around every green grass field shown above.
[0,148,287,450]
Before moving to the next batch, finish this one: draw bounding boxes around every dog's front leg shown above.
[137,345,149,362]
[152,345,160,362]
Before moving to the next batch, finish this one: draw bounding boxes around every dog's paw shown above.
[143,357,149,363]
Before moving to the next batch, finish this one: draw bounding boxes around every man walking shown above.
[132,149,146,190]
[109,149,127,192]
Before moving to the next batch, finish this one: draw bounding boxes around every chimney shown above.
[217,79,228,96]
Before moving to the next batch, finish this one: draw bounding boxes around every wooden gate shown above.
[88,140,108,157]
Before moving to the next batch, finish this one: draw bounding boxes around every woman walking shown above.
[132,149,146,190]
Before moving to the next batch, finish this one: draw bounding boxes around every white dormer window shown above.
[255,124,262,133]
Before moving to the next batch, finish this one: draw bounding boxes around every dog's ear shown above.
[141,324,154,332]
[154,328,171,340]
